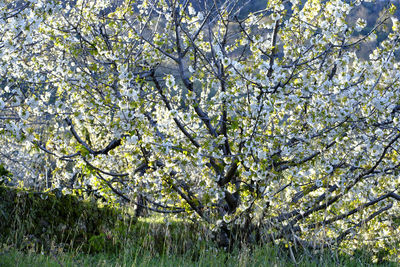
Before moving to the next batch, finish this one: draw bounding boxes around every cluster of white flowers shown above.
[355,18,367,32]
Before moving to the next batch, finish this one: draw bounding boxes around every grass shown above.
[0,185,399,266]
[1,241,399,267]
[1,216,399,267]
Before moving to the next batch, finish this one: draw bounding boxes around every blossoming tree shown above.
[1,0,400,259]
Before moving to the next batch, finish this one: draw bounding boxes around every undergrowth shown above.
[0,185,398,266]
